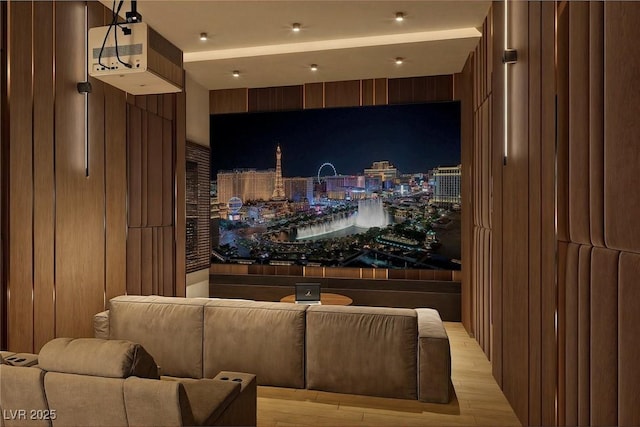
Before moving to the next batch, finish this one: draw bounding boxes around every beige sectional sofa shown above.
[0,337,256,426]
[95,295,452,403]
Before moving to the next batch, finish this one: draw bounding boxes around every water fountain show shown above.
[296,199,390,240]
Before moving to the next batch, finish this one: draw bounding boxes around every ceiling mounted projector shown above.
[88,22,183,95]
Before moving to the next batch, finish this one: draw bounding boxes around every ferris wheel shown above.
[317,162,338,184]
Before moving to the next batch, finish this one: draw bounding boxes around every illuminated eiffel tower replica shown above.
[271,144,286,201]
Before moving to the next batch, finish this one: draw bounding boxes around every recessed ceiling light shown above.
[395,57,404,65]
[199,32,208,41]
[292,23,301,32]
[310,64,318,71]
[395,12,405,22]
[232,70,240,77]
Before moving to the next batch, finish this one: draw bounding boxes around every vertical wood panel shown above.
[540,3,558,424]
[489,1,504,387]
[565,244,579,426]
[361,79,374,106]
[141,110,148,225]
[589,2,604,248]
[324,80,360,108]
[128,105,142,227]
[151,227,158,294]
[603,2,640,253]
[527,3,542,424]
[104,84,127,302]
[33,0,55,352]
[304,83,323,109]
[568,2,591,245]
[163,226,175,296]
[374,78,387,105]
[147,112,163,226]
[175,90,186,296]
[127,228,141,295]
[8,0,34,352]
[557,4,570,243]
[137,227,152,292]
[590,247,618,426]
[501,1,529,422]
[618,252,640,426]
[162,117,173,226]
[55,1,105,339]
[209,88,247,114]
[577,245,591,426]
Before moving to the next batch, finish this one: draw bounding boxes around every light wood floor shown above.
[257,322,521,427]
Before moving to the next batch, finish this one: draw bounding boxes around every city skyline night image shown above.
[210,102,462,271]
[211,102,460,179]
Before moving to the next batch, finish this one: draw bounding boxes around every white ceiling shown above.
[102,1,491,90]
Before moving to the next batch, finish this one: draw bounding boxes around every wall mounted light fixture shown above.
[78,2,91,177]
[502,0,517,166]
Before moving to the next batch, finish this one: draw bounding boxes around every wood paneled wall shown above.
[466,1,640,426]
[0,0,185,352]
[209,75,453,114]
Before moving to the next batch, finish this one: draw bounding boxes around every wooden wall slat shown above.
[140,227,153,295]
[162,117,173,226]
[147,112,163,226]
[527,3,542,424]
[362,79,374,106]
[589,247,618,426]
[127,228,142,295]
[175,90,187,296]
[209,88,247,114]
[152,227,159,294]
[303,83,323,109]
[33,0,55,352]
[104,85,127,302]
[489,1,504,386]
[162,93,174,120]
[147,94,158,115]
[556,3,570,243]
[128,105,142,227]
[501,1,530,422]
[540,3,558,424]
[374,78,387,105]
[163,226,175,297]
[603,2,640,253]
[568,2,591,246]
[618,252,640,426]
[577,245,591,426]
[324,80,360,108]
[54,1,105,339]
[8,0,34,352]
[141,110,148,225]
[589,2,604,248]
[565,243,579,426]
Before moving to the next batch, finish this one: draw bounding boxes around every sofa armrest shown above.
[94,310,110,339]
[416,308,451,403]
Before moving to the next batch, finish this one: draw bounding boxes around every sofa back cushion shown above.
[38,338,159,379]
[44,373,128,427]
[306,305,418,399]
[203,300,307,388]
[0,365,50,427]
[109,296,208,378]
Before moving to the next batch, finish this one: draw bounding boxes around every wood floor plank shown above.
[256,323,520,426]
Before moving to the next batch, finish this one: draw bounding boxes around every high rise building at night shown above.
[271,145,286,200]
[364,161,398,188]
[432,165,461,206]
[217,169,275,204]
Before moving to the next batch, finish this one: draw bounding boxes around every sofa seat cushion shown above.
[203,300,307,388]
[306,305,418,399]
[38,338,158,379]
[109,295,209,378]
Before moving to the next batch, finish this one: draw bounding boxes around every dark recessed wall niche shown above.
[185,142,210,273]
